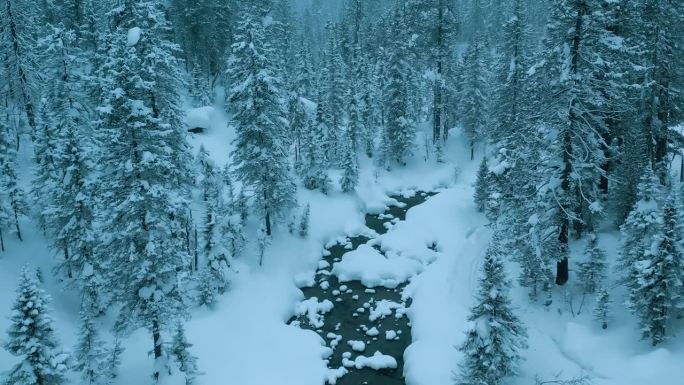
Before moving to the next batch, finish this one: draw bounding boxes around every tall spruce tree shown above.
[0,116,27,244]
[227,2,297,237]
[457,235,527,385]
[530,0,626,284]
[631,0,684,178]
[4,267,69,385]
[96,2,194,381]
[617,167,663,295]
[460,36,489,161]
[627,190,684,345]
[0,0,39,133]
[74,307,108,385]
[381,8,414,168]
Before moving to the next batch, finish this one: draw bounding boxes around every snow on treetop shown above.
[127,27,142,46]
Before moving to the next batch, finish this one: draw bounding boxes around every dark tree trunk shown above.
[13,205,22,242]
[556,4,587,286]
[193,224,199,272]
[555,257,569,286]
[6,0,36,134]
[152,317,163,383]
[65,248,72,279]
[0,227,4,252]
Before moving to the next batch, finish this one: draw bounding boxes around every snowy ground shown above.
[1,111,682,385]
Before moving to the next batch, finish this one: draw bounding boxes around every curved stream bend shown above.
[290,192,436,385]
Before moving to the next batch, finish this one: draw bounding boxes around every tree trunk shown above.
[0,227,4,252]
[555,257,569,286]
[152,317,163,383]
[6,0,36,134]
[13,205,22,242]
[65,248,72,279]
[556,4,586,286]
[193,224,198,272]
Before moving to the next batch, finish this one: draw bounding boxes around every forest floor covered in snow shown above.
[1,107,683,385]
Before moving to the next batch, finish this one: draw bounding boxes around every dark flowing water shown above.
[290,192,434,385]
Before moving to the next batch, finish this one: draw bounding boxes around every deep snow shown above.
[1,111,683,385]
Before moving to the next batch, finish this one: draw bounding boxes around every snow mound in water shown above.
[331,244,423,288]
[294,297,334,328]
[354,351,398,370]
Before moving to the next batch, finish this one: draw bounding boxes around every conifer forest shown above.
[0,1,682,385]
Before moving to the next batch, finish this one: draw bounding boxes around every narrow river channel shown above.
[290,192,435,385]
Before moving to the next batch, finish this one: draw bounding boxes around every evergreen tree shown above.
[460,36,489,161]
[4,267,69,385]
[0,0,39,132]
[530,0,627,284]
[594,287,611,330]
[227,2,297,237]
[171,322,199,385]
[340,127,359,193]
[319,22,347,164]
[474,157,489,213]
[457,237,527,385]
[630,0,684,177]
[381,8,414,167]
[299,203,310,238]
[617,168,663,293]
[0,118,27,243]
[36,27,99,296]
[301,100,332,193]
[74,307,108,385]
[627,190,684,345]
[105,338,124,383]
[405,0,459,143]
[577,233,607,295]
[292,40,315,99]
[196,268,217,307]
[197,147,231,294]
[96,2,194,381]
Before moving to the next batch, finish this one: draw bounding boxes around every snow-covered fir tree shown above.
[226,2,297,237]
[628,190,684,345]
[299,203,310,238]
[95,2,194,381]
[457,235,528,385]
[577,233,607,295]
[0,0,39,132]
[340,127,359,193]
[74,307,108,385]
[474,157,490,213]
[106,338,124,383]
[301,100,331,193]
[319,22,347,164]
[594,286,611,330]
[35,28,100,296]
[171,322,199,385]
[617,167,663,295]
[460,35,490,160]
[197,147,231,295]
[381,8,414,168]
[0,117,27,244]
[4,267,69,385]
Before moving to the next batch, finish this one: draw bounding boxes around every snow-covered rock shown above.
[354,351,398,370]
[127,27,142,46]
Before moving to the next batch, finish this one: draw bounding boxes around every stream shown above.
[290,192,435,385]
